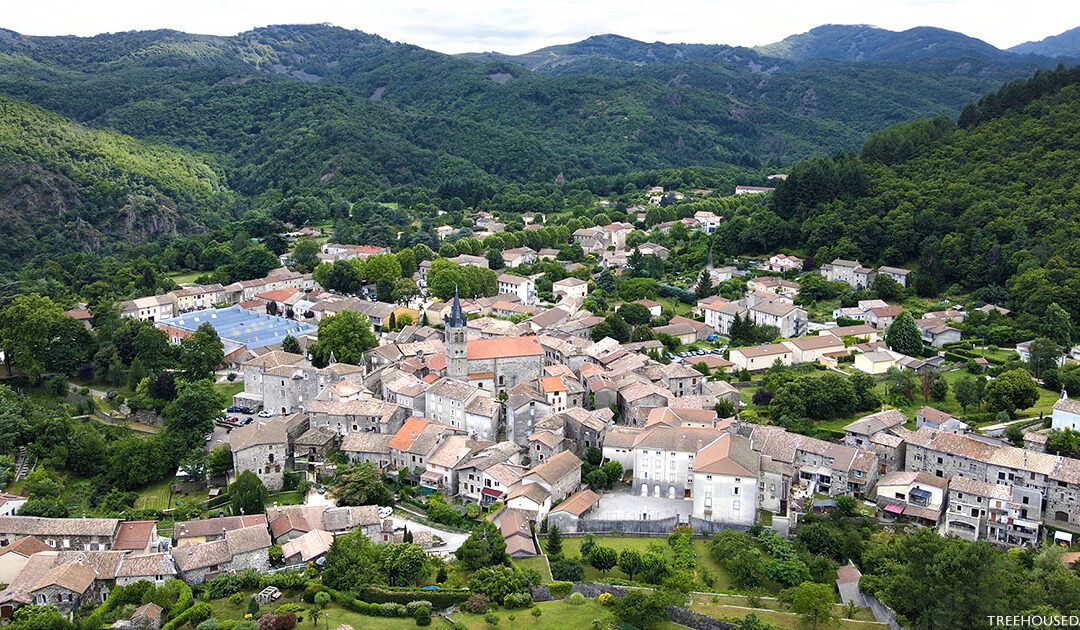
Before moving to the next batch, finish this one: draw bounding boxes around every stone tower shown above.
[444,288,468,380]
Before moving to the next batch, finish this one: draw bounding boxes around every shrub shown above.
[230,592,246,606]
[531,607,542,618]
[405,601,432,615]
[598,592,612,606]
[484,613,499,627]
[550,557,585,582]
[379,603,407,617]
[462,594,490,615]
[547,581,573,598]
[197,620,222,630]
[567,592,586,606]
[274,603,305,614]
[503,593,533,609]
[414,607,431,627]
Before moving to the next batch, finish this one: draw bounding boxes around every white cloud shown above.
[3,0,1078,53]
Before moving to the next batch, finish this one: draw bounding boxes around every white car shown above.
[204,433,213,442]
[378,506,393,519]
[257,410,273,418]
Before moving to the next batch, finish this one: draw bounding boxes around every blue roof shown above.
[157,306,317,349]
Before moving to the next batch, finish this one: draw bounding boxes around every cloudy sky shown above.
[4,0,1078,53]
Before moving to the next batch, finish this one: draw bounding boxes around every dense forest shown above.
[0,23,1063,269]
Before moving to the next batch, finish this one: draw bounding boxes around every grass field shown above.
[513,555,553,583]
[690,593,887,630]
[134,478,174,511]
[166,270,204,285]
[559,535,734,590]
[454,599,616,630]
[214,380,245,400]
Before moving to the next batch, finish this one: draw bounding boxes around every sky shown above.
[3,0,1079,54]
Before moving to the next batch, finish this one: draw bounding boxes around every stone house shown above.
[842,409,907,450]
[631,426,724,500]
[229,413,310,491]
[456,445,525,506]
[339,432,394,469]
[518,450,582,503]
[690,433,761,526]
[173,515,268,546]
[728,344,794,371]
[0,516,119,551]
[172,525,271,584]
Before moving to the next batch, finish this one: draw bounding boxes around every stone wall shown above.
[667,606,736,630]
[574,516,680,534]
[686,517,752,534]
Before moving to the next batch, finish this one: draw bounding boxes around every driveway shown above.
[590,491,694,521]
[390,514,470,555]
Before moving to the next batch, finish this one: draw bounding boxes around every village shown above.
[2,181,1080,630]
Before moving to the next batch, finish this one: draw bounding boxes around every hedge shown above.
[354,586,470,609]
[547,582,573,598]
[161,602,212,630]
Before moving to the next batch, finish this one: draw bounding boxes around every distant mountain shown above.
[1009,26,1080,57]
[753,24,1019,63]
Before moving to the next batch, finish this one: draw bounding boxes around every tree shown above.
[1004,424,1026,447]
[392,278,419,304]
[550,557,585,581]
[1027,337,1062,378]
[618,549,644,582]
[8,605,75,630]
[984,368,1039,417]
[310,311,377,367]
[468,566,527,603]
[486,247,505,270]
[229,470,268,516]
[953,375,983,411]
[322,531,385,590]
[281,335,301,355]
[290,238,321,273]
[0,293,65,382]
[612,591,669,630]
[333,462,392,506]
[381,543,429,586]
[587,469,609,490]
[728,549,766,589]
[1042,302,1074,347]
[929,374,949,402]
[786,582,839,630]
[165,379,227,439]
[545,523,563,556]
[694,269,714,299]
[885,311,922,356]
[180,322,224,382]
[588,545,618,576]
[208,445,233,478]
[601,460,624,486]
[616,302,652,326]
[1047,428,1080,456]
[457,521,508,571]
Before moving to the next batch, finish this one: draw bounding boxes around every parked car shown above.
[378,506,393,519]
[257,410,273,418]
[241,417,255,425]
[204,433,213,442]
[225,417,239,424]
[226,406,244,413]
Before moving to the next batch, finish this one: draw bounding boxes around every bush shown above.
[503,593,533,609]
[229,592,246,606]
[462,594,490,614]
[598,592,612,606]
[405,601,432,615]
[484,613,499,626]
[567,592,586,606]
[415,607,431,626]
[547,581,573,598]
[354,586,469,609]
[274,603,305,614]
[196,619,222,630]
[379,603,407,617]
[550,557,585,582]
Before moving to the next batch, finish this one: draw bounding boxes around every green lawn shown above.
[690,594,886,630]
[454,598,615,630]
[167,270,204,285]
[559,536,734,590]
[513,555,552,583]
[215,381,245,400]
[134,478,174,511]
[691,538,733,592]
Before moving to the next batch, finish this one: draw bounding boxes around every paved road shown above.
[390,513,470,555]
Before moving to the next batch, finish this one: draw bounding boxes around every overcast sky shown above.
[4,0,1078,54]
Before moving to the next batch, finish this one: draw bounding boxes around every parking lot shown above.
[589,491,694,521]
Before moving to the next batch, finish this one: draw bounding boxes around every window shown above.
[704,497,712,507]
[733,500,741,511]
[733,487,740,495]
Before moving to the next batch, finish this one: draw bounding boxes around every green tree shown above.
[616,302,652,326]
[165,379,226,439]
[588,545,618,576]
[0,293,64,382]
[179,322,224,382]
[885,311,922,356]
[207,444,233,478]
[601,460,624,486]
[468,566,527,603]
[458,520,508,571]
[694,269,714,299]
[322,531,385,590]
[786,582,839,630]
[486,247,505,270]
[333,462,392,506]
[127,356,148,391]
[611,591,669,630]
[229,470,268,516]
[290,238,321,273]
[618,549,645,582]
[381,543,429,586]
[545,523,563,556]
[953,375,983,411]
[1027,337,1062,378]
[728,549,767,589]
[1042,302,1074,347]
[310,311,377,366]
[984,368,1039,417]
[281,335,301,354]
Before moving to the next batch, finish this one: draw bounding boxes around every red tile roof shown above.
[466,336,543,360]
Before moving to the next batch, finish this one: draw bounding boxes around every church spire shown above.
[445,285,466,328]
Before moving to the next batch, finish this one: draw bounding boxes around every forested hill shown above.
[0,22,1070,268]
[738,65,1080,322]
[0,97,236,267]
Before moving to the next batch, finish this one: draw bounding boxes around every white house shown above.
[1052,394,1080,432]
[497,274,536,305]
[690,433,760,526]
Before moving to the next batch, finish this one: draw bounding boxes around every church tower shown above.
[444,288,468,380]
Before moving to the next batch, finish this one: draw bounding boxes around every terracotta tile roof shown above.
[731,343,791,358]
[225,524,271,555]
[0,536,50,558]
[0,516,119,538]
[34,559,97,593]
[117,553,177,578]
[507,483,551,504]
[550,489,601,516]
[541,376,567,393]
[132,602,164,622]
[693,434,759,476]
[467,336,543,360]
[111,521,155,551]
[524,450,581,485]
[340,432,394,455]
[843,409,907,436]
[174,515,268,539]
[173,539,231,571]
[281,529,334,563]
